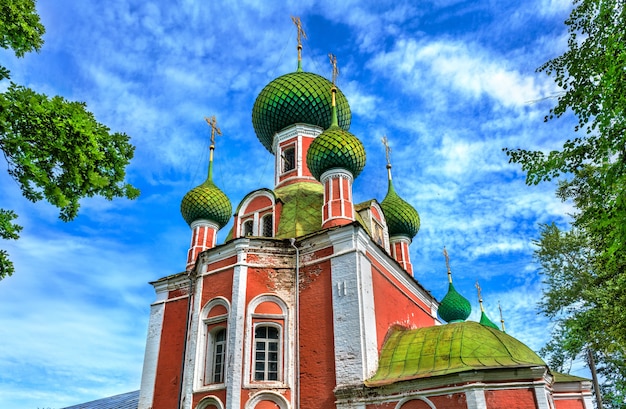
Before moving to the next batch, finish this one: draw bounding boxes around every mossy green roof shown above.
[274,182,323,238]
[306,125,366,180]
[366,321,546,387]
[437,282,472,323]
[380,180,420,239]
[252,71,351,152]
[180,178,232,228]
[553,372,590,382]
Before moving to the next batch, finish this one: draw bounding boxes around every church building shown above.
[82,19,594,409]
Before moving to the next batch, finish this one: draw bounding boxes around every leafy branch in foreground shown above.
[0,0,139,279]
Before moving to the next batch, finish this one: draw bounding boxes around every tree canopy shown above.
[0,0,139,279]
[505,0,626,405]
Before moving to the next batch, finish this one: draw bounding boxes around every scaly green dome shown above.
[180,178,232,228]
[306,125,366,180]
[380,180,420,239]
[438,282,472,323]
[366,321,546,386]
[252,71,351,152]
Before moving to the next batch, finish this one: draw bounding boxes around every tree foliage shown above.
[0,0,139,279]
[504,0,626,405]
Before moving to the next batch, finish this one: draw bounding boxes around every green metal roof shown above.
[274,182,324,238]
[306,125,366,180]
[180,178,232,228]
[553,372,590,382]
[252,71,351,152]
[437,282,472,323]
[380,180,420,239]
[366,321,546,387]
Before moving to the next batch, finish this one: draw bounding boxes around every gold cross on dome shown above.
[204,116,222,145]
[381,136,392,166]
[291,16,307,49]
[328,53,339,85]
[443,247,452,283]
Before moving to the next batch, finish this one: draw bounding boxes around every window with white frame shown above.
[253,324,281,381]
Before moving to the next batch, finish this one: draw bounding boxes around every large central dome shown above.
[252,71,351,152]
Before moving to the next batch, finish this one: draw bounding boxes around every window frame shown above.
[252,323,282,382]
[281,144,296,174]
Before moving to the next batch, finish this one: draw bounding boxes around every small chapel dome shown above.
[306,124,366,180]
[438,281,472,323]
[180,178,232,228]
[380,180,420,239]
[252,71,352,152]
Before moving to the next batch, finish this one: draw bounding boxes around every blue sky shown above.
[0,1,584,407]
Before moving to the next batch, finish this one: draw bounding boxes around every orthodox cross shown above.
[381,136,392,166]
[328,53,339,85]
[204,116,222,146]
[443,247,452,283]
[291,16,307,52]
[475,281,484,310]
[498,301,506,332]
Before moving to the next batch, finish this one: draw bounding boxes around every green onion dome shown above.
[306,124,366,180]
[252,71,352,152]
[438,282,472,323]
[180,178,232,228]
[380,180,420,239]
[480,311,501,330]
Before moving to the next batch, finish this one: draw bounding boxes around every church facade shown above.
[135,23,593,409]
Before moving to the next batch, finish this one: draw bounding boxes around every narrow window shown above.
[373,222,384,246]
[243,220,254,236]
[254,325,280,381]
[261,214,273,237]
[212,329,226,383]
[282,146,295,173]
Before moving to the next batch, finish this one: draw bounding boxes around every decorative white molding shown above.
[244,390,291,409]
[138,301,164,409]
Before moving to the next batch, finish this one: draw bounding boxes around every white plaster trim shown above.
[225,245,249,409]
[190,219,220,231]
[181,275,202,409]
[328,228,378,386]
[320,168,354,185]
[273,124,323,186]
[394,396,436,409]
[195,395,225,409]
[244,390,290,409]
[138,301,164,409]
[465,388,487,409]
[236,191,276,238]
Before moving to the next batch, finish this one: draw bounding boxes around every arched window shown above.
[244,295,289,387]
[197,299,229,389]
[261,214,273,237]
[253,324,281,381]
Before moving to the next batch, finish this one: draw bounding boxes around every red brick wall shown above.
[152,296,189,409]
[486,388,536,409]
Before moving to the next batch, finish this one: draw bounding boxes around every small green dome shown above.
[306,125,366,180]
[380,180,420,239]
[366,321,546,386]
[252,71,351,152]
[180,178,232,228]
[438,282,472,323]
[480,311,501,330]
